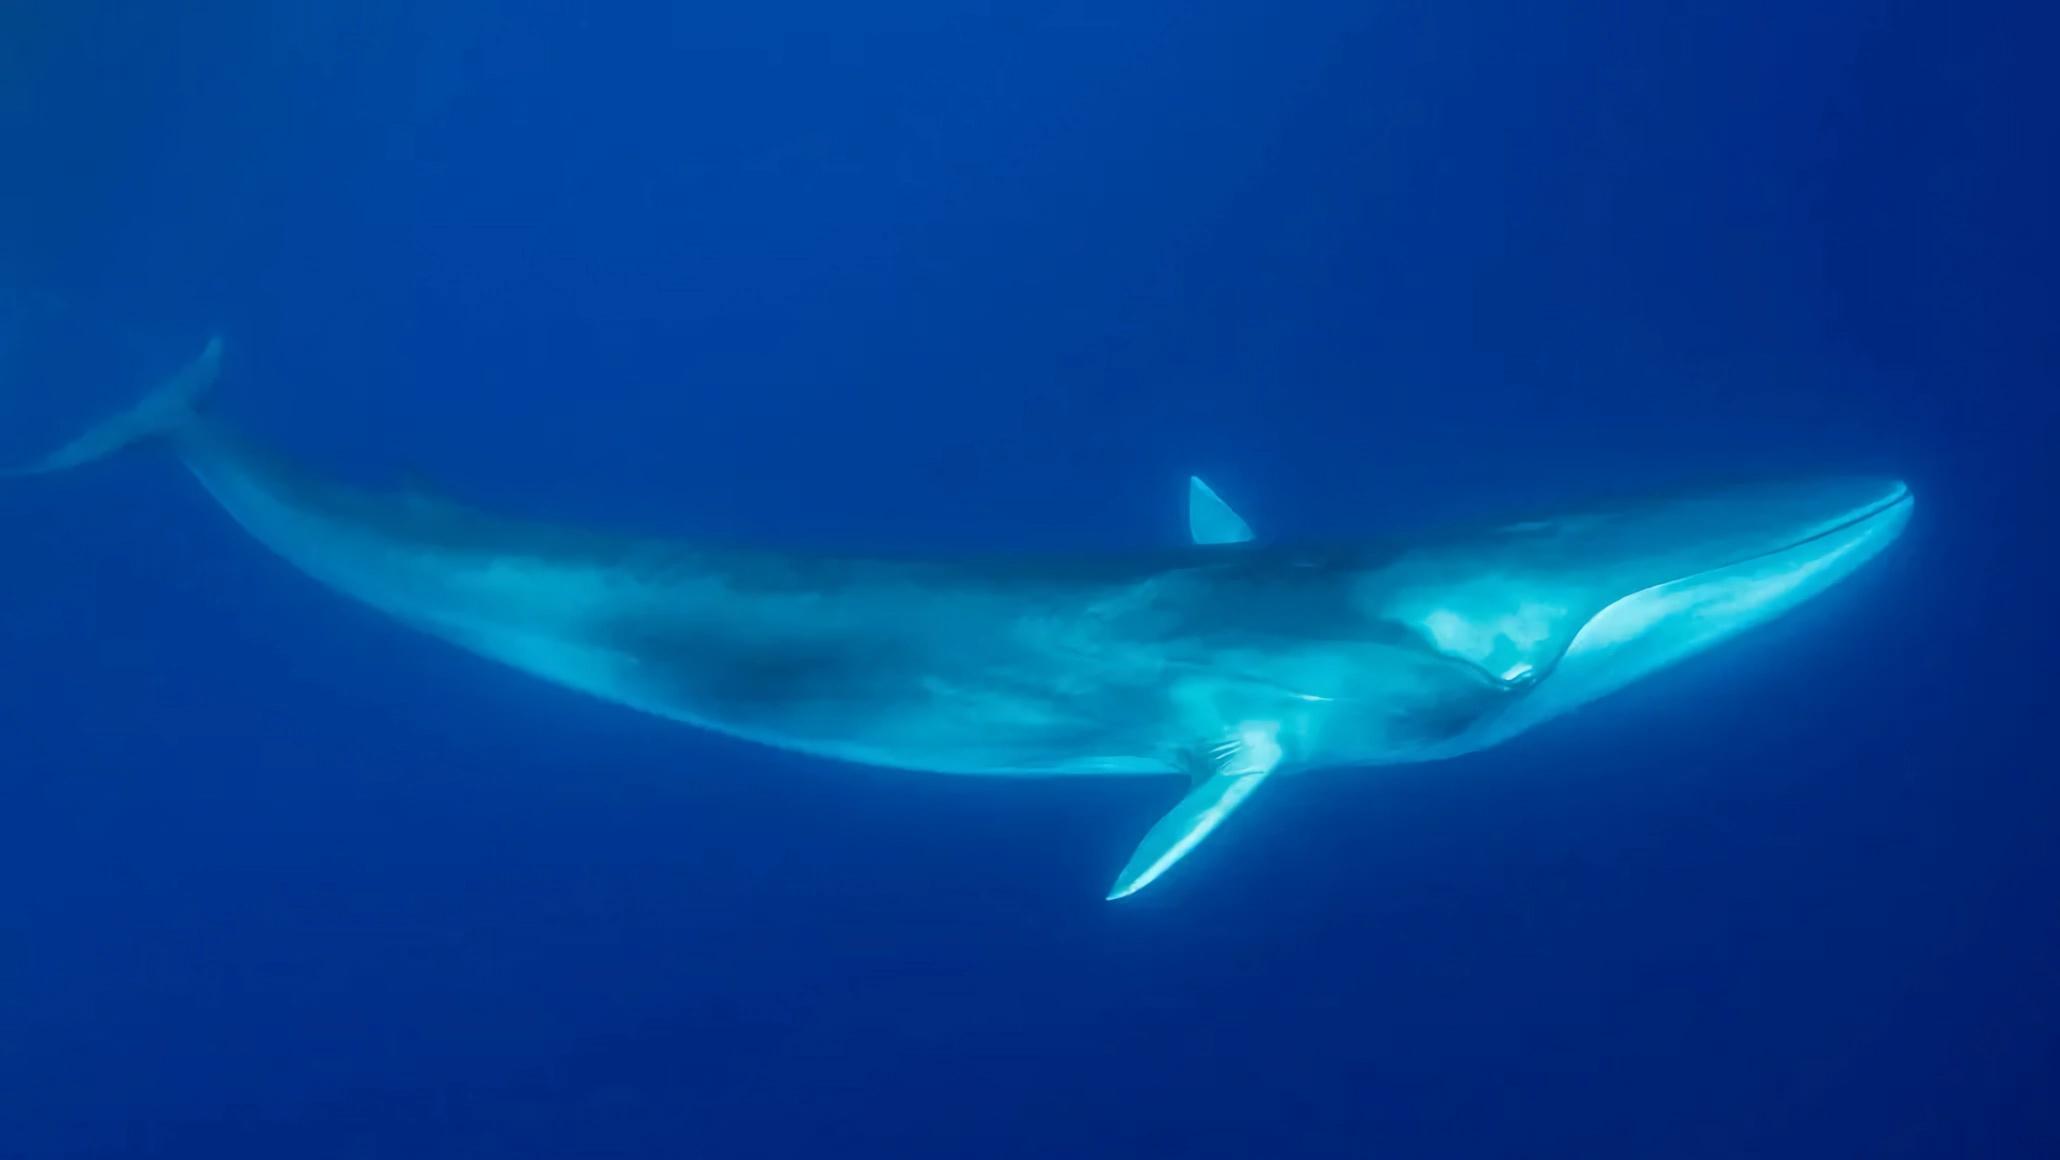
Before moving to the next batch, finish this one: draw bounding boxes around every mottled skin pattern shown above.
[175,424,1525,777]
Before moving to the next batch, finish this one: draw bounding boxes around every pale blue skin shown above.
[12,341,1915,897]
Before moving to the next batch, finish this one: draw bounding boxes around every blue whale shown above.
[11,340,1914,898]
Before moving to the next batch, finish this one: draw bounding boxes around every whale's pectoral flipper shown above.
[1105,723,1283,900]
[1188,476,1255,545]
[4,336,222,477]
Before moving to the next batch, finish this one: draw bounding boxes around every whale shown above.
[9,339,1915,898]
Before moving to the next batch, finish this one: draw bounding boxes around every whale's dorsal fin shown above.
[1105,723,1283,900]
[1187,476,1255,545]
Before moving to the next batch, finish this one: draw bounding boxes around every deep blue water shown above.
[4,3,2056,1157]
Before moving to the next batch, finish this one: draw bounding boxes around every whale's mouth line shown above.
[1627,482,1913,617]
[1757,481,1912,565]
[1507,483,1914,694]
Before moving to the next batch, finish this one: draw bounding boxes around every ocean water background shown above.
[3,2,2055,1157]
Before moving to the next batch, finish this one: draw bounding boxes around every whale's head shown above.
[1362,475,1914,754]
[1122,473,1911,899]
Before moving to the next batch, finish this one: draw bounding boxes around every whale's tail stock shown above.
[4,335,222,477]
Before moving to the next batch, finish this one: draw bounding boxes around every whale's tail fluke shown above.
[4,336,222,477]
